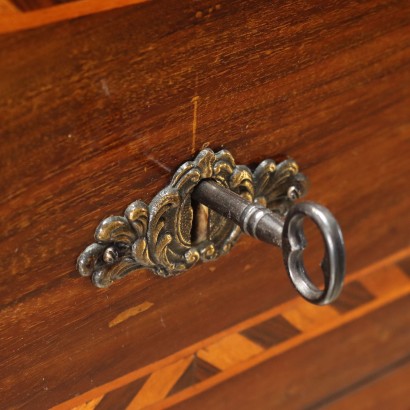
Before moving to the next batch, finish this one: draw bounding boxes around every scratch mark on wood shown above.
[101,79,111,96]
[147,154,172,173]
[191,95,200,154]
[109,301,154,328]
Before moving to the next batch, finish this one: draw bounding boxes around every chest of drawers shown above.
[0,1,409,408]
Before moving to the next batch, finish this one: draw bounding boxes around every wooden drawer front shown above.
[0,0,409,408]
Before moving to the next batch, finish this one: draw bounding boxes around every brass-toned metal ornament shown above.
[77,148,345,305]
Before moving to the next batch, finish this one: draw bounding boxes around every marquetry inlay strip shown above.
[125,356,193,410]
[0,0,19,13]
[6,0,79,12]
[71,396,103,410]
[196,333,264,371]
[53,248,410,410]
[0,0,150,34]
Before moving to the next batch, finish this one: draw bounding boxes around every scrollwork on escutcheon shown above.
[77,148,307,287]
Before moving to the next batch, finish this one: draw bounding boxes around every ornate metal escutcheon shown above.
[78,148,345,305]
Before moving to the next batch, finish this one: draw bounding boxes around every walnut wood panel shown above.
[324,361,410,410]
[55,251,410,409]
[170,296,410,410]
[0,0,409,408]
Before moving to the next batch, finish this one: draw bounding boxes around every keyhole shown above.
[191,199,209,245]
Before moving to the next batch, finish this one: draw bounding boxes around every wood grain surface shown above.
[55,249,410,409]
[0,0,20,13]
[170,297,410,410]
[0,0,409,408]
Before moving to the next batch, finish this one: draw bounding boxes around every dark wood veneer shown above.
[0,0,409,408]
[171,296,410,410]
